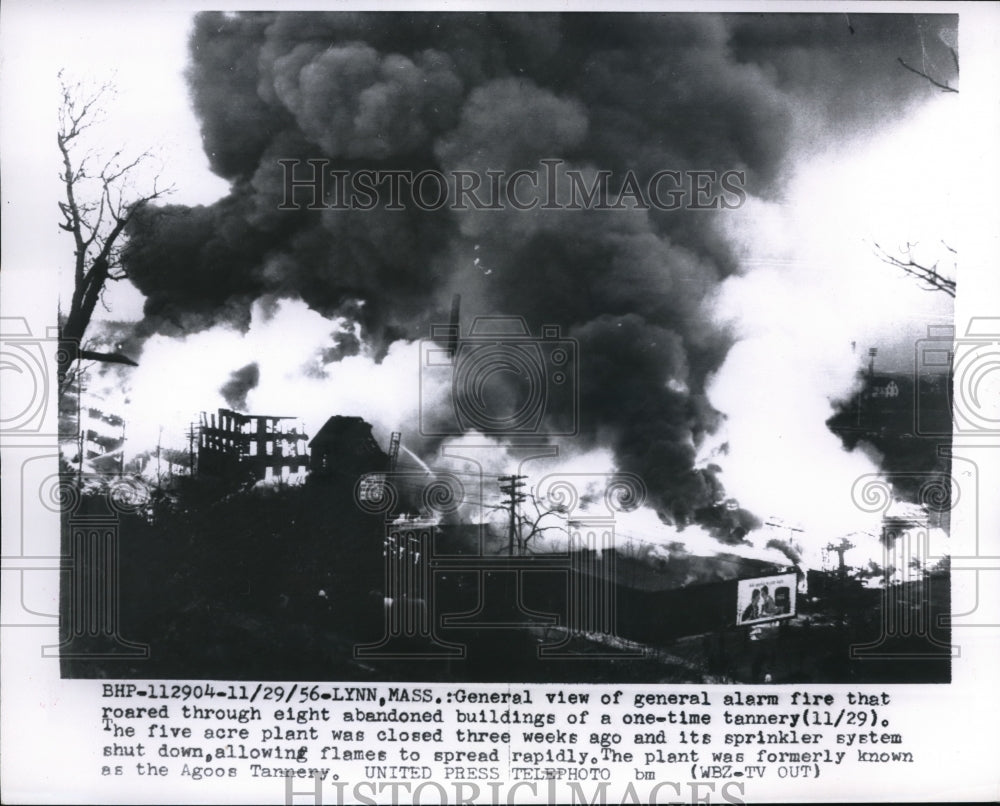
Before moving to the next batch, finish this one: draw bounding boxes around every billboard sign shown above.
[736,572,797,626]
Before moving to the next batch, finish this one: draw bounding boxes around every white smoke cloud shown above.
[89,298,424,461]
[704,96,957,563]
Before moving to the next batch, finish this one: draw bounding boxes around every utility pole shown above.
[446,294,461,359]
[187,422,198,476]
[826,537,856,630]
[825,537,855,578]
[119,419,126,476]
[156,427,163,488]
[498,475,527,556]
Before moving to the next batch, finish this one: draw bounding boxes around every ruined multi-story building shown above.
[198,408,309,483]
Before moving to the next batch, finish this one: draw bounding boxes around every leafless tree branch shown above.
[514,491,570,555]
[56,70,174,389]
[897,56,958,93]
[872,240,956,298]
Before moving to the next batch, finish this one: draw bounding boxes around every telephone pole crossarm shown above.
[498,475,527,556]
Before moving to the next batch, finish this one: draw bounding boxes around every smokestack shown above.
[446,294,461,359]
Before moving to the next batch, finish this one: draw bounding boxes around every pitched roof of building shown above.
[309,415,382,450]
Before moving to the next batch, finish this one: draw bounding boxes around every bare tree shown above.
[872,240,956,298]
[897,56,958,94]
[874,26,959,296]
[897,22,959,94]
[486,490,570,556]
[517,492,574,555]
[56,71,171,389]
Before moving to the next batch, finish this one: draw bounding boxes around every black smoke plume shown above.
[122,12,957,528]
[766,538,803,567]
[220,362,260,411]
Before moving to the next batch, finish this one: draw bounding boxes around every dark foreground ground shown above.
[63,556,950,684]
[58,475,950,683]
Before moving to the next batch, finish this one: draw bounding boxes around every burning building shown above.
[198,407,309,483]
[76,404,126,475]
[827,351,953,529]
[309,416,388,481]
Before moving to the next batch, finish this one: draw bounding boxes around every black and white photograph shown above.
[2,2,998,804]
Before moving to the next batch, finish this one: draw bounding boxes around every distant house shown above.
[309,416,388,480]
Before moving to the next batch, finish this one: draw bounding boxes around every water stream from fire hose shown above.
[400,444,434,476]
